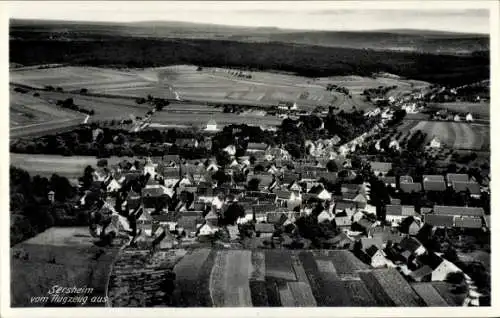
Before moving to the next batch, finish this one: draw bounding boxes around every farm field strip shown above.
[221,250,253,307]
[288,282,317,307]
[250,251,266,282]
[11,66,395,110]
[209,252,226,307]
[265,250,297,281]
[279,285,296,307]
[173,248,211,280]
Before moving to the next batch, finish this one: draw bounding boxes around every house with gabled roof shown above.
[334,201,357,216]
[454,217,483,229]
[334,211,352,229]
[253,204,277,221]
[446,173,469,186]
[246,142,270,153]
[400,182,422,193]
[399,216,422,236]
[364,245,390,268]
[399,176,414,183]
[434,205,484,217]
[324,232,354,249]
[385,205,417,225]
[423,179,446,192]
[136,207,153,236]
[354,217,377,236]
[452,181,481,198]
[423,214,454,228]
[308,184,332,201]
[255,223,275,238]
[409,265,433,282]
[399,237,426,257]
[341,183,367,195]
[204,209,219,226]
[197,222,219,236]
[342,192,367,209]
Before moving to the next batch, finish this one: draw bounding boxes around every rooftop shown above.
[434,205,485,217]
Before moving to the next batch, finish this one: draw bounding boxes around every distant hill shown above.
[10,19,489,55]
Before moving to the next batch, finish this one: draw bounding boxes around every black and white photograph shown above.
[2,0,497,315]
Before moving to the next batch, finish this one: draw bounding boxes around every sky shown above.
[8,1,491,34]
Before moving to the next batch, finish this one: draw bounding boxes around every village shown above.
[62,80,490,307]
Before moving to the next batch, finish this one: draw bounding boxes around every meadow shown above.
[10,65,430,115]
[11,227,122,307]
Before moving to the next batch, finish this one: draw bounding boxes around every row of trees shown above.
[56,97,95,115]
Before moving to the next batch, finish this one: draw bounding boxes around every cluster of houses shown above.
[433,110,474,122]
[75,143,488,253]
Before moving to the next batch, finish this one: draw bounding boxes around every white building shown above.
[205,119,218,132]
[429,137,441,149]
[198,223,218,236]
[223,145,236,156]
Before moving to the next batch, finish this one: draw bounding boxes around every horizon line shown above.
[9,17,490,36]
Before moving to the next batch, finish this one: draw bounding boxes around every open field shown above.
[164,249,450,307]
[10,88,86,137]
[11,227,122,307]
[429,101,490,119]
[398,120,490,151]
[173,248,213,306]
[9,153,138,182]
[209,250,252,307]
[10,65,429,114]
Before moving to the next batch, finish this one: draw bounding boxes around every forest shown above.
[10,37,489,86]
